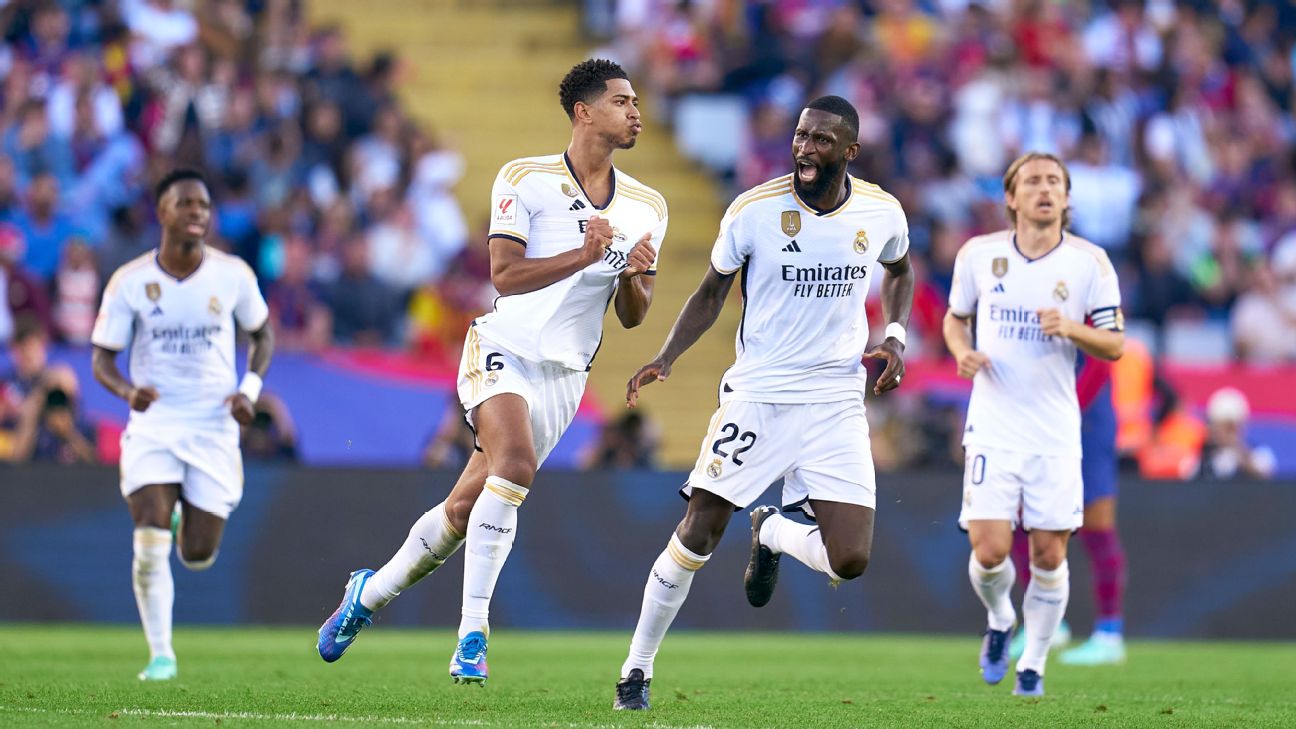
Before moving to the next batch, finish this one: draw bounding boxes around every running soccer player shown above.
[317,59,667,685]
[612,95,913,711]
[92,168,275,681]
[944,152,1124,697]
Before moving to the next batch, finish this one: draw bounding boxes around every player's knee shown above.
[1031,551,1065,571]
[676,516,727,556]
[830,550,870,581]
[178,543,219,570]
[490,449,537,487]
[972,545,1009,570]
[444,497,474,535]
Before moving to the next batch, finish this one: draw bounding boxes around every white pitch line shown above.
[0,705,716,729]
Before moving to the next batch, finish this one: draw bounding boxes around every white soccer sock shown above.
[361,502,465,611]
[132,527,175,660]
[968,553,1017,632]
[1019,560,1070,675]
[459,476,527,638]
[621,533,709,680]
[759,512,842,581]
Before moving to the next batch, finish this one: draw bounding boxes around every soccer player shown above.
[612,95,913,711]
[317,59,667,685]
[91,168,275,681]
[943,152,1124,697]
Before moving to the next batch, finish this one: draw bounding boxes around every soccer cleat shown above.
[1060,631,1126,665]
[613,668,651,710]
[744,506,782,607]
[1010,618,1070,660]
[138,655,177,681]
[317,569,375,663]
[979,626,1013,685]
[449,631,489,685]
[1013,669,1044,697]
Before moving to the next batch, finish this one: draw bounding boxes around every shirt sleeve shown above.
[234,260,270,331]
[878,205,910,264]
[645,214,668,275]
[947,245,978,318]
[1086,251,1124,331]
[709,204,749,275]
[487,164,533,246]
[90,271,135,351]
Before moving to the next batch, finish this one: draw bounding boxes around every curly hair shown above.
[154,167,208,203]
[558,58,629,120]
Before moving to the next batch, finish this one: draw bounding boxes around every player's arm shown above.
[943,310,990,379]
[1038,310,1124,361]
[490,215,613,296]
[626,265,734,407]
[864,253,915,394]
[614,232,658,328]
[92,346,158,411]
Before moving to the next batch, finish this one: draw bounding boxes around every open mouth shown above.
[186,223,206,236]
[797,161,818,184]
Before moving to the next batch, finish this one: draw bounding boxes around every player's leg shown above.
[127,483,181,681]
[1061,495,1126,665]
[174,500,225,570]
[452,392,537,684]
[616,489,735,710]
[960,446,1022,684]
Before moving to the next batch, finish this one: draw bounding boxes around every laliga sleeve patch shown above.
[494,194,518,225]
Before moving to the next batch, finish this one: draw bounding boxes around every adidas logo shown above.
[782,240,802,253]
[569,200,586,211]
[991,282,1005,294]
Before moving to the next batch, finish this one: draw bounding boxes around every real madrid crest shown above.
[780,210,801,237]
[485,371,500,387]
[561,182,578,198]
[853,230,869,254]
[992,257,1008,278]
[1053,281,1069,302]
[706,458,723,479]
[208,296,222,316]
[145,282,161,301]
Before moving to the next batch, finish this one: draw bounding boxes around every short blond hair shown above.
[1003,152,1071,228]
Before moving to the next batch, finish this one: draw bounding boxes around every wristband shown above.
[238,372,263,403]
[884,322,907,348]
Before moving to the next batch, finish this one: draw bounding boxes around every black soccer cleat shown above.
[613,668,651,710]
[744,505,782,607]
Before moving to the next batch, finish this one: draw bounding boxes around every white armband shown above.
[238,372,263,403]
[884,322,907,348]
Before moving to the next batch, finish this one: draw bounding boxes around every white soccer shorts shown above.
[120,425,243,519]
[456,326,588,466]
[958,446,1083,531]
[681,398,877,518]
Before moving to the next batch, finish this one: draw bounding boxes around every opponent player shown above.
[317,59,666,685]
[92,168,274,681]
[943,152,1124,697]
[612,95,913,711]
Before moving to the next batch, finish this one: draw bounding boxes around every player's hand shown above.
[225,393,256,425]
[581,214,614,265]
[626,358,672,408]
[1037,308,1073,339]
[619,232,657,280]
[127,386,159,412]
[955,350,991,379]
[863,337,905,395]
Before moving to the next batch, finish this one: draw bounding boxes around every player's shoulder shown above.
[956,229,1013,261]
[103,251,156,293]
[497,154,566,187]
[725,174,795,220]
[206,248,258,281]
[1062,232,1117,274]
[848,177,903,213]
[615,168,668,221]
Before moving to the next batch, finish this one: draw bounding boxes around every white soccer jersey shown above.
[948,230,1123,457]
[710,174,909,403]
[478,153,668,371]
[92,249,270,431]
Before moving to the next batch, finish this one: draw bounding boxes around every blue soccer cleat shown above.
[449,631,489,685]
[317,569,374,663]
[1013,669,1044,697]
[138,655,177,681]
[979,626,1013,685]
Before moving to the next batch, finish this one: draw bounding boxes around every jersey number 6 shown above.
[485,353,505,371]
[712,423,757,466]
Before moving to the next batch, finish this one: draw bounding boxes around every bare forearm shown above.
[881,260,914,329]
[247,324,275,377]
[1068,326,1124,361]
[657,271,733,365]
[943,311,973,357]
[615,275,653,328]
[92,347,133,401]
[493,247,595,296]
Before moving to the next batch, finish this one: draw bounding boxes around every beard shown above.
[793,157,847,202]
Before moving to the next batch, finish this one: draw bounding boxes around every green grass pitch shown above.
[2,626,1293,728]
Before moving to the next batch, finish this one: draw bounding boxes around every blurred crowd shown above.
[603,0,1296,364]
[0,0,493,359]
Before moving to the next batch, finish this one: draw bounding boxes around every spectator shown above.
[241,392,298,461]
[11,172,82,281]
[0,224,52,340]
[46,51,124,140]
[51,238,99,344]
[11,365,97,464]
[405,127,468,279]
[1068,134,1141,259]
[267,234,331,351]
[122,0,199,72]
[0,155,19,222]
[1200,387,1276,480]
[326,233,399,346]
[1232,240,1296,364]
[582,410,660,470]
[423,407,477,469]
[1,316,53,443]
[4,100,75,189]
